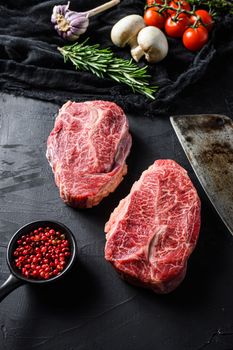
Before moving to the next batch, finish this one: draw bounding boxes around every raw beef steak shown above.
[105,159,201,294]
[47,100,132,208]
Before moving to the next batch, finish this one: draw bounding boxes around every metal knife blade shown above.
[170,114,233,236]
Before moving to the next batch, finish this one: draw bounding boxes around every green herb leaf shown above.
[58,40,158,99]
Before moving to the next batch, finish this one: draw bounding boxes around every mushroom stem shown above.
[88,0,120,18]
[131,46,145,62]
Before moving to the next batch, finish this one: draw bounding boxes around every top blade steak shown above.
[105,159,201,293]
[47,100,132,208]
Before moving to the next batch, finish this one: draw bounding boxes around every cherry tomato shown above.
[183,25,209,51]
[165,13,190,38]
[190,9,214,32]
[144,7,166,29]
[168,0,191,15]
[147,0,163,5]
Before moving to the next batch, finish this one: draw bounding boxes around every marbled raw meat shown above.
[105,160,201,293]
[47,100,132,208]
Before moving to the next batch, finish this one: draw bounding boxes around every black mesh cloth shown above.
[0,0,233,116]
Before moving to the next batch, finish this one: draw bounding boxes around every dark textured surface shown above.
[0,66,233,349]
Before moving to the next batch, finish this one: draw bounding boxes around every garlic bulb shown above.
[51,0,120,41]
[51,2,89,41]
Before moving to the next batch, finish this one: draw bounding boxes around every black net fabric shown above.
[0,0,233,116]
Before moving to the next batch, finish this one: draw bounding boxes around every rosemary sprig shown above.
[58,40,158,99]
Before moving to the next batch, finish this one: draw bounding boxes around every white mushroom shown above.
[111,15,146,57]
[131,26,168,63]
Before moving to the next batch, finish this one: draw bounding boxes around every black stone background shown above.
[0,0,233,349]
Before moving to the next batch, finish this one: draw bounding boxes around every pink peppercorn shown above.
[13,226,71,280]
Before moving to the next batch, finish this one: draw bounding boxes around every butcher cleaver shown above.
[170,114,233,236]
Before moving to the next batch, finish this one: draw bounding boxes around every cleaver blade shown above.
[170,114,233,236]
